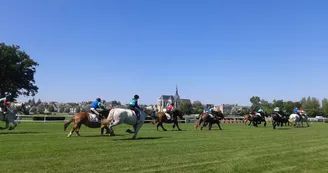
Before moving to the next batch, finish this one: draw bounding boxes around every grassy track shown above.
[1,122,328,173]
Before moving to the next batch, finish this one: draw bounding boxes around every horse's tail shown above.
[102,109,115,126]
[64,118,74,132]
[195,114,203,129]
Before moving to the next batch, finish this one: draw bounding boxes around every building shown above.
[219,104,235,114]
[157,85,191,112]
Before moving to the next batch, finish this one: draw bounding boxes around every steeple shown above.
[176,84,178,95]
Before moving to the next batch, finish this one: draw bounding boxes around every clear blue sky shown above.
[1,0,327,105]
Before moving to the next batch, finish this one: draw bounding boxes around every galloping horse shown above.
[64,109,111,137]
[244,111,267,127]
[289,114,302,127]
[101,106,155,140]
[271,112,285,129]
[155,109,184,131]
[300,113,310,127]
[195,110,224,130]
[0,102,24,130]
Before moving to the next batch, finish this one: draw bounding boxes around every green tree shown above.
[47,105,55,112]
[59,105,65,113]
[75,107,81,113]
[179,100,192,114]
[0,43,39,98]
[301,97,320,117]
[37,104,45,114]
[30,107,37,113]
[260,99,272,113]
[192,101,204,114]
[321,98,328,117]
[250,96,261,111]
[64,108,70,113]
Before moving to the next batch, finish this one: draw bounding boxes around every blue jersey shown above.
[91,100,100,109]
[129,98,140,109]
[205,108,211,113]
[293,108,299,114]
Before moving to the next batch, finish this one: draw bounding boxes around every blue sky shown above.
[1,0,327,105]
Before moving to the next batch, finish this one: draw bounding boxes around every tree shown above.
[59,105,65,113]
[301,97,320,117]
[31,98,36,106]
[192,101,204,114]
[321,98,328,117]
[36,99,42,106]
[0,43,39,98]
[30,107,37,113]
[64,108,70,113]
[37,104,45,114]
[250,96,261,111]
[47,105,55,112]
[75,107,81,113]
[179,100,192,114]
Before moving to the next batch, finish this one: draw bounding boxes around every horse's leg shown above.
[272,120,276,129]
[208,122,212,130]
[108,120,120,136]
[75,123,82,136]
[306,120,310,127]
[132,123,143,140]
[174,120,182,131]
[217,121,222,130]
[248,120,252,126]
[200,121,207,130]
[68,123,78,137]
[160,121,167,131]
[264,119,267,127]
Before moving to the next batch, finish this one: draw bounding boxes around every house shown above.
[157,85,191,112]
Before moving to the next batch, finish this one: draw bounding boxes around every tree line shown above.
[247,96,327,117]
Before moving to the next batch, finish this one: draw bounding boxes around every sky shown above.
[0,0,327,106]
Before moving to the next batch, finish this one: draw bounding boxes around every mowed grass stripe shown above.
[0,123,328,173]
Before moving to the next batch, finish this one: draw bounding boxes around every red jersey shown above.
[167,105,173,111]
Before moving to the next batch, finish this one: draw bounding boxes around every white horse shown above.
[101,106,155,140]
[0,102,21,130]
[289,114,302,127]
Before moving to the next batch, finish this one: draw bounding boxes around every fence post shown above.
[44,115,47,124]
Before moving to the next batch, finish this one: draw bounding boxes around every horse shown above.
[281,114,290,126]
[289,114,302,127]
[271,112,285,129]
[100,106,155,140]
[300,113,310,127]
[64,109,111,137]
[244,112,267,127]
[195,110,224,130]
[154,109,184,131]
[0,102,23,130]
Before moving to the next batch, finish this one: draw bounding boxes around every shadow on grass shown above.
[114,136,166,141]
[80,134,126,137]
[275,128,291,130]
[0,131,41,135]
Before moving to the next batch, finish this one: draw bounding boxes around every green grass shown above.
[1,122,328,173]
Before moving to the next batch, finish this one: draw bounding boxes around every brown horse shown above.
[195,110,224,130]
[243,112,267,127]
[64,109,110,137]
[155,109,184,131]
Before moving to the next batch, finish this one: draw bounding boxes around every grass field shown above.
[1,122,328,173]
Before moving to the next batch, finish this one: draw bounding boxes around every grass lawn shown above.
[0,122,328,173]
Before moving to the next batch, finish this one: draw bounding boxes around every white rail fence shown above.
[14,114,326,124]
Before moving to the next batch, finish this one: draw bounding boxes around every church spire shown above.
[176,84,179,95]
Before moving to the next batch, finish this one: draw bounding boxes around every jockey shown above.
[273,107,282,117]
[90,98,106,121]
[165,103,174,119]
[205,105,214,118]
[129,94,141,123]
[293,107,301,116]
[257,108,264,116]
[0,95,8,114]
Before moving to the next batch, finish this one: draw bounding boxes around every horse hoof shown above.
[163,129,167,131]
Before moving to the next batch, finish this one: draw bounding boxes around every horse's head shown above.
[142,106,156,124]
[213,110,224,120]
[173,109,184,120]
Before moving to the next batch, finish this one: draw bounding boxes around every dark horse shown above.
[244,111,267,127]
[195,110,224,130]
[155,109,184,131]
[64,109,111,137]
[271,112,286,129]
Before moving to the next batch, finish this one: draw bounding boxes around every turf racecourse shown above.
[1,123,328,173]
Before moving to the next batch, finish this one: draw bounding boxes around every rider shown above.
[166,103,174,120]
[257,108,264,117]
[205,105,215,118]
[129,94,141,123]
[90,98,106,121]
[273,107,282,117]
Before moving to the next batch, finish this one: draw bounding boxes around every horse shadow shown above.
[80,134,126,138]
[275,128,291,130]
[115,136,165,141]
[0,131,41,135]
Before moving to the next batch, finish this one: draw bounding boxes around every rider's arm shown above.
[135,101,141,109]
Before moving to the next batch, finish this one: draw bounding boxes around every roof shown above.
[159,95,174,100]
